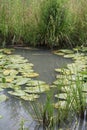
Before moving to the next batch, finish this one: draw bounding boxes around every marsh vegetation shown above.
[0,0,87,130]
[0,0,87,48]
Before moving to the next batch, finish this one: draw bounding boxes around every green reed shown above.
[0,0,87,48]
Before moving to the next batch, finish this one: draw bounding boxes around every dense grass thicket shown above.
[0,0,87,48]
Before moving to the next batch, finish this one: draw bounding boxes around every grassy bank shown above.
[0,0,87,48]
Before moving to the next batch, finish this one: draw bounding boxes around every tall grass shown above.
[0,0,87,48]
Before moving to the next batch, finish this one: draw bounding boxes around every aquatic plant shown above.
[0,48,50,101]
[54,48,87,120]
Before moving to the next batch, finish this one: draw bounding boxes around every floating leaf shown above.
[55,93,67,100]
[25,84,50,93]
[26,80,46,86]
[58,49,74,54]
[0,94,7,102]
[63,54,75,58]
[3,69,18,76]
[12,85,21,90]
[53,79,70,86]
[53,51,64,56]
[0,88,4,92]
[54,101,67,109]
[55,68,63,73]
[0,83,13,89]
[82,83,87,92]
[21,94,39,101]
[0,54,5,59]
[22,73,39,78]
[8,90,26,97]
[6,76,15,83]
[13,78,30,85]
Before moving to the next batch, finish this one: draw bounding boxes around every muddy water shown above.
[0,48,74,130]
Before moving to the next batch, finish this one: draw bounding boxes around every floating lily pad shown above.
[25,84,50,93]
[3,69,18,76]
[64,54,75,58]
[0,88,4,92]
[55,93,67,100]
[0,48,51,101]
[0,83,13,89]
[54,101,67,109]
[22,73,39,78]
[0,94,8,102]
[6,76,15,83]
[3,50,12,55]
[53,79,70,86]
[12,78,30,85]
[21,94,39,101]
[82,83,87,92]
[0,54,5,59]
[53,51,64,56]
[12,85,21,90]
[26,80,46,86]
[55,68,63,73]
[8,90,26,97]
[58,49,74,54]
[50,85,57,88]
[61,86,71,93]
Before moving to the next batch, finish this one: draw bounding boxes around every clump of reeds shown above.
[0,0,87,48]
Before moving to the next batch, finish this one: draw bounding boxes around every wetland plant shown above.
[0,0,87,47]
[30,91,56,130]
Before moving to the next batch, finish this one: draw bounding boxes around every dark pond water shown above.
[0,48,84,130]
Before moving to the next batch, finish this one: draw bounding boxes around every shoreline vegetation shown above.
[0,0,87,49]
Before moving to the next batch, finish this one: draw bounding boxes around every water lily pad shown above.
[64,54,75,58]
[12,85,21,90]
[22,73,39,78]
[82,83,87,92]
[19,69,34,73]
[0,83,13,89]
[12,78,30,85]
[3,49,12,54]
[21,94,39,101]
[6,76,15,83]
[8,90,26,97]
[0,54,5,59]
[55,93,67,100]
[58,49,74,54]
[55,68,63,73]
[53,79,70,86]
[26,80,46,86]
[54,101,67,109]
[50,85,57,88]
[25,84,50,93]
[0,94,7,102]
[0,88,4,92]
[53,51,64,56]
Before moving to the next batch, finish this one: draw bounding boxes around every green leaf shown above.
[0,94,7,102]
[21,94,39,101]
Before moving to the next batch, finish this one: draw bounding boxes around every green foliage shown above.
[0,0,87,48]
